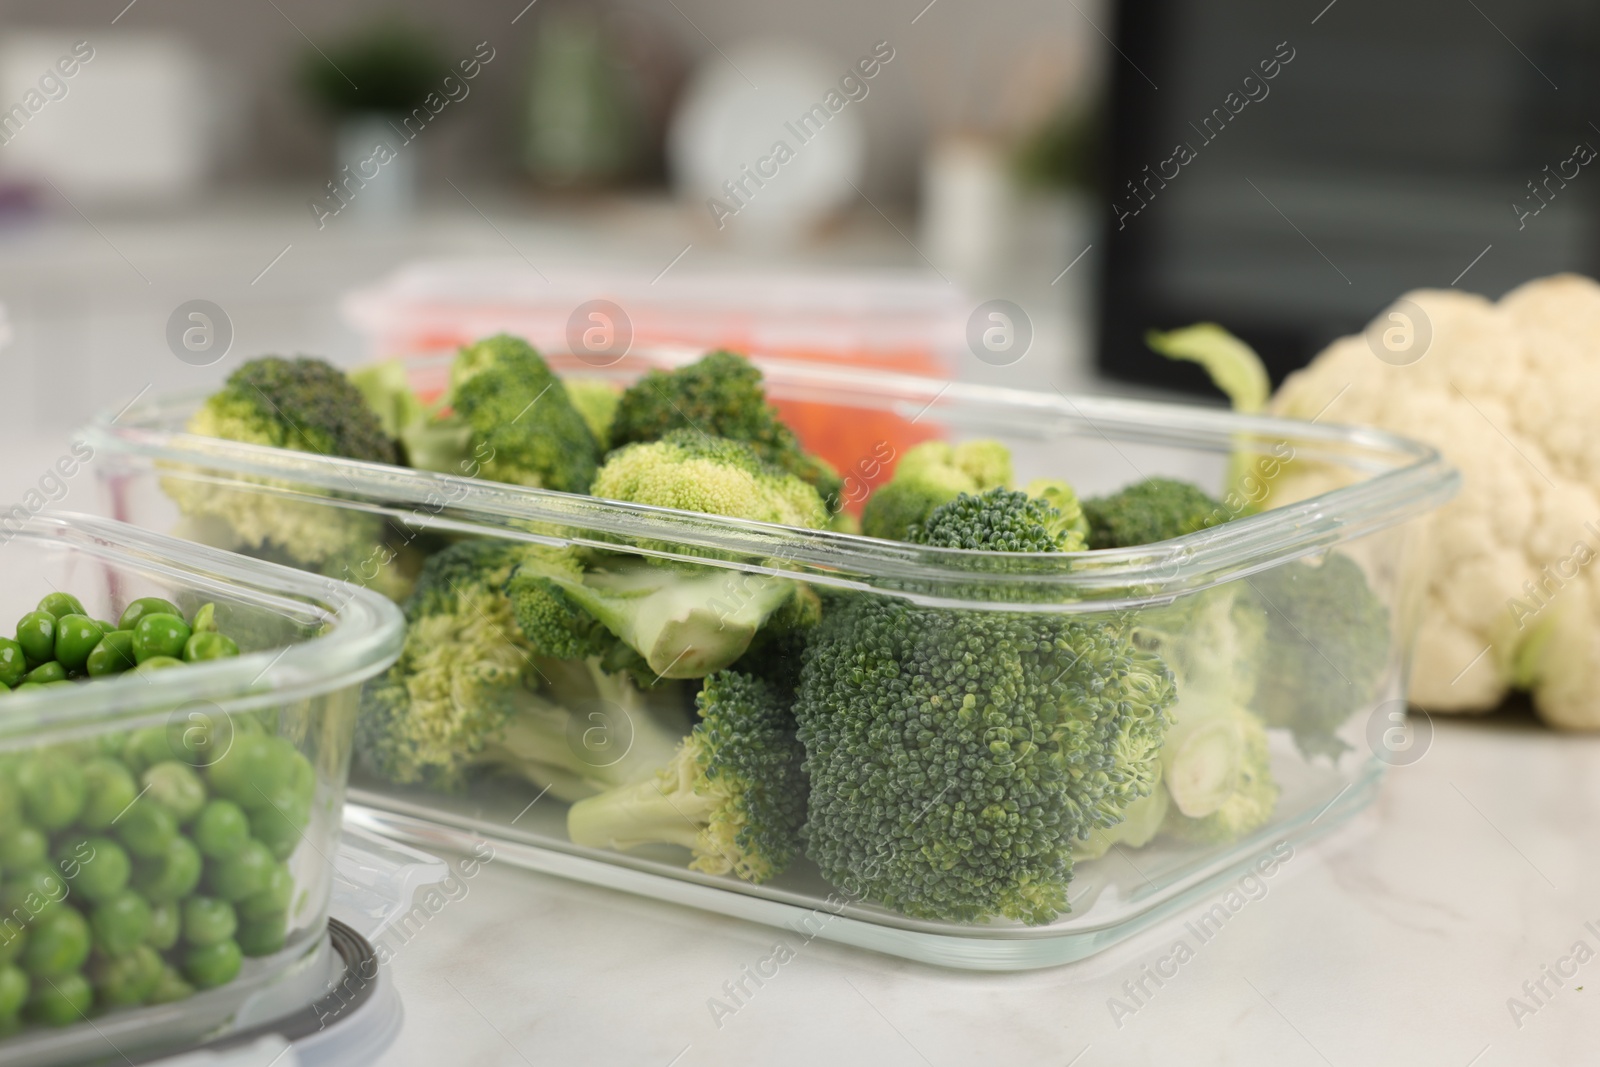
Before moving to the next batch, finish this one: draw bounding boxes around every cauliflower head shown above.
[1269,274,1600,728]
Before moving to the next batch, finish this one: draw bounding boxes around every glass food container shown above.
[0,514,402,1063]
[84,351,1457,970]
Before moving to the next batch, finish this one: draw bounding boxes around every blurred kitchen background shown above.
[0,0,1595,474]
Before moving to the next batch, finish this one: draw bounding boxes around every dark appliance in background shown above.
[1097,0,1600,394]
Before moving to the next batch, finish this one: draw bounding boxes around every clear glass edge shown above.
[80,355,1461,608]
[0,512,405,743]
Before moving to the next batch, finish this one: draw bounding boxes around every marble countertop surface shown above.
[368,713,1600,1067]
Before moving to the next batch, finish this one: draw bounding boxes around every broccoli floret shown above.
[860,439,1013,542]
[609,350,841,503]
[357,540,688,797]
[592,430,828,529]
[449,334,601,492]
[908,487,1087,552]
[567,670,807,883]
[564,378,623,452]
[508,551,798,680]
[1246,553,1390,760]
[794,594,1175,925]
[172,356,398,572]
[191,355,399,464]
[1074,775,1170,861]
[1082,477,1224,549]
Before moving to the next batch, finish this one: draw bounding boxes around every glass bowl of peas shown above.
[0,512,402,1065]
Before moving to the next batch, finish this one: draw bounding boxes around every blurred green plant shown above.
[1014,104,1102,193]
[300,22,447,116]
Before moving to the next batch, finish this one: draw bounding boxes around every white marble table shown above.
[369,714,1599,1067]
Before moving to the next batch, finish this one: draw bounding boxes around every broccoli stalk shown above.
[567,670,807,883]
[471,658,689,803]
[509,552,797,680]
[1161,702,1278,844]
[357,541,690,797]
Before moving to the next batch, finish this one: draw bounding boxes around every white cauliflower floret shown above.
[1270,275,1600,728]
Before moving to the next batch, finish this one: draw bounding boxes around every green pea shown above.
[117,598,182,632]
[9,683,44,693]
[205,839,274,902]
[183,938,241,990]
[191,603,217,633]
[1,868,67,924]
[95,619,117,635]
[26,971,91,1025]
[114,801,177,860]
[14,612,56,666]
[146,901,180,951]
[121,726,172,776]
[91,890,151,956]
[23,661,66,686]
[133,837,201,903]
[131,655,184,673]
[18,752,85,830]
[52,615,103,674]
[193,799,250,860]
[182,897,237,947]
[0,826,45,871]
[57,837,129,904]
[90,944,161,1007]
[85,631,139,677]
[37,593,86,620]
[21,906,90,978]
[132,614,191,664]
[78,757,138,832]
[147,964,193,1004]
[238,864,294,922]
[0,640,26,688]
[204,734,273,808]
[142,761,206,824]
[237,916,288,957]
[0,926,27,968]
[0,964,26,1019]
[167,707,235,768]
[183,631,239,662]
[252,799,309,861]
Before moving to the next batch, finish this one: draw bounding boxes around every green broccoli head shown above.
[592,430,828,529]
[173,356,399,572]
[563,378,623,452]
[508,549,798,681]
[793,594,1175,925]
[609,350,842,503]
[566,670,807,883]
[358,539,689,796]
[356,540,532,789]
[191,355,399,463]
[860,439,1013,542]
[1082,477,1224,549]
[908,487,1087,552]
[1246,553,1390,760]
[449,334,601,492]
